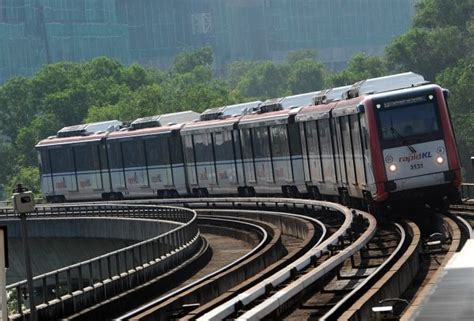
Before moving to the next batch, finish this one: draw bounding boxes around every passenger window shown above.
[194,133,213,162]
[145,135,170,166]
[122,140,146,168]
[74,144,101,171]
[107,141,123,169]
[50,146,74,173]
[214,131,234,161]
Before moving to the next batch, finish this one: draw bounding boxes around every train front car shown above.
[365,85,462,212]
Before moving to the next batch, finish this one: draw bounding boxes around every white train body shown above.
[37,73,462,210]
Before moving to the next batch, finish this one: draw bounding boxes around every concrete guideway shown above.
[0,203,199,321]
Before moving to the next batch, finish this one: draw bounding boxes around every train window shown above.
[183,135,195,163]
[288,123,302,156]
[194,133,213,162]
[38,149,51,174]
[107,141,123,169]
[252,127,270,158]
[122,140,146,168]
[214,131,234,161]
[377,100,442,148]
[240,129,253,159]
[169,135,184,164]
[270,125,289,158]
[50,146,74,173]
[74,144,101,171]
[145,136,170,166]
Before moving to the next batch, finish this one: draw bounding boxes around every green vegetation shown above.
[0,0,472,199]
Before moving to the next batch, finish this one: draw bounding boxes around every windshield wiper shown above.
[390,126,417,153]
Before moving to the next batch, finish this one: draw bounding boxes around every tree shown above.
[385,27,466,81]
[287,49,317,66]
[436,56,474,179]
[235,62,289,100]
[172,47,214,74]
[288,59,326,94]
[6,167,41,198]
[414,0,474,30]
[225,61,258,88]
[328,54,389,86]
[0,77,35,140]
[15,113,62,167]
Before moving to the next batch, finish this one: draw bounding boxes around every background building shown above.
[0,0,415,83]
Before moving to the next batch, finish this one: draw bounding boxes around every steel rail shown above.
[232,210,376,321]
[123,207,326,320]
[320,222,407,320]
[117,215,270,320]
[197,202,355,320]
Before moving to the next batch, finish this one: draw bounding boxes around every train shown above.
[36,72,462,215]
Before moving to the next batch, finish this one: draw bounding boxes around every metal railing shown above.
[1,203,199,320]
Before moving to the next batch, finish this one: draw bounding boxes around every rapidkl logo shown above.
[399,152,432,163]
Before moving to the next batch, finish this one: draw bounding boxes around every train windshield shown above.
[376,99,443,149]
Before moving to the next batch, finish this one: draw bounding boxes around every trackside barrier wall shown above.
[0,204,198,320]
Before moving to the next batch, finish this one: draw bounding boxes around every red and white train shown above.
[36,72,462,213]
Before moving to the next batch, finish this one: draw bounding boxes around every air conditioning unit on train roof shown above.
[222,101,262,116]
[257,98,284,114]
[344,72,428,99]
[281,91,320,109]
[131,111,200,129]
[200,106,225,121]
[200,101,264,120]
[56,120,122,138]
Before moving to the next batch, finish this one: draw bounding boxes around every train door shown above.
[333,117,347,186]
[38,148,54,195]
[319,119,338,194]
[288,122,304,185]
[252,127,273,184]
[302,120,323,184]
[49,145,78,195]
[183,135,198,186]
[169,134,186,193]
[121,139,149,190]
[73,143,104,195]
[360,114,376,192]
[145,135,173,189]
[270,125,292,184]
[107,140,126,191]
[193,133,216,186]
[341,116,357,189]
[233,129,244,184]
[240,128,256,184]
[213,130,237,186]
[351,114,367,190]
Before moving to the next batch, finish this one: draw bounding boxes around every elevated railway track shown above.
[1,196,473,320]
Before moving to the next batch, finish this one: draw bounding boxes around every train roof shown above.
[239,107,301,128]
[107,123,184,140]
[130,110,199,130]
[295,102,336,122]
[181,115,241,134]
[36,131,108,148]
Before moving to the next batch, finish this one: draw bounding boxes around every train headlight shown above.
[389,164,397,172]
[436,156,444,164]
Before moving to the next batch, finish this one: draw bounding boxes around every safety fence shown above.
[0,203,199,320]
